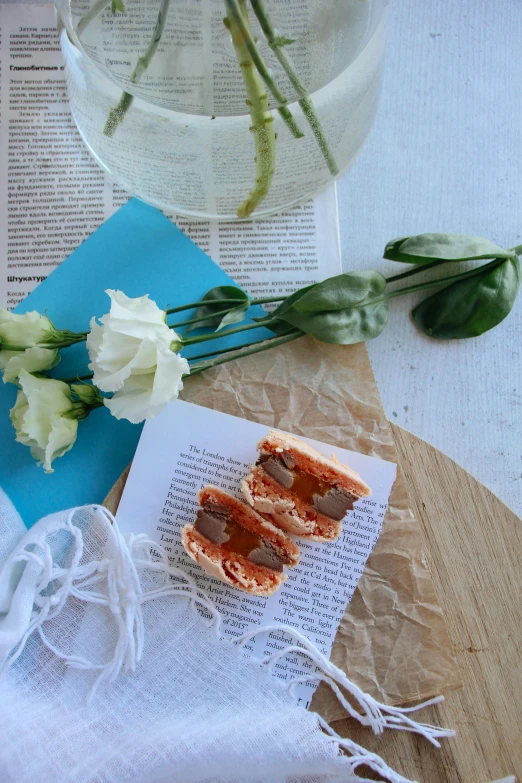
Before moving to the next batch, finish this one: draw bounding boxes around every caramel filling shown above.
[194,502,288,572]
[257,453,358,521]
[286,468,332,504]
[221,519,264,558]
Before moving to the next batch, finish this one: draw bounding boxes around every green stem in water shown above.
[104,0,171,137]
[249,0,339,176]
[76,0,112,38]
[224,0,304,140]
[188,329,302,375]
[224,0,277,218]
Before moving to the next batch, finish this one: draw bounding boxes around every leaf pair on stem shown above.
[188,233,521,352]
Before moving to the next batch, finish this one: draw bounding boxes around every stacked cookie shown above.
[181,431,371,596]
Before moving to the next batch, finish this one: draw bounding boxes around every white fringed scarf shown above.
[0,489,454,783]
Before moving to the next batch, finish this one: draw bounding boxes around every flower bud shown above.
[10,370,86,472]
[0,309,60,383]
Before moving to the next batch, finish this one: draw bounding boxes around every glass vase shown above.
[54,0,388,221]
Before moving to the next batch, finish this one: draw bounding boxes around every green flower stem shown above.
[76,0,112,37]
[165,296,283,316]
[224,0,277,218]
[186,330,296,361]
[188,329,302,376]
[60,373,95,384]
[224,0,304,140]
[350,258,506,314]
[385,244,522,285]
[169,306,238,329]
[253,296,286,304]
[165,298,245,316]
[0,335,87,352]
[182,317,277,346]
[104,0,171,137]
[384,258,505,301]
[249,0,339,176]
[167,295,286,328]
[385,259,447,284]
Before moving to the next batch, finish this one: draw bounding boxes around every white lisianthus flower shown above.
[10,370,87,473]
[0,309,60,382]
[86,290,190,424]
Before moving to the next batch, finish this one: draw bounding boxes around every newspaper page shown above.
[0,2,341,310]
[116,400,397,708]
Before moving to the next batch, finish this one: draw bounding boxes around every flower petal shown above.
[43,416,78,473]
[149,342,189,408]
[0,309,53,347]
[2,347,60,384]
[104,290,166,325]
[18,370,73,449]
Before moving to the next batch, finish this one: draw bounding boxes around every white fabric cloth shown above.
[0,491,452,783]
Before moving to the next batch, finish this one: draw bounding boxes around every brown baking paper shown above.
[107,336,462,720]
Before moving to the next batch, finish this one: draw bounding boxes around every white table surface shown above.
[336,0,522,517]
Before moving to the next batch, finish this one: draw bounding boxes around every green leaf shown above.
[273,36,296,47]
[216,303,250,331]
[413,255,521,339]
[186,286,250,333]
[276,272,388,344]
[267,283,317,318]
[384,233,513,265]
[111,0,126,13]
[252,284,317,335]
[262,318,300,336]
[291,272,386,313]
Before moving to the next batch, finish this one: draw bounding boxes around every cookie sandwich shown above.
[181,485,300,597]
[241,431,371,541]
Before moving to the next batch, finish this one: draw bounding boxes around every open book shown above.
[116,400,397,707]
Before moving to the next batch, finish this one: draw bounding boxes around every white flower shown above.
[10,370,84,473]
[0,310,59,382]
[86,290,189,424]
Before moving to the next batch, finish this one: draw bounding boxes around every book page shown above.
[0,2,341,310]
[116,400,397,707]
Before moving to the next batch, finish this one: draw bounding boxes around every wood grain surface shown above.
[334,424,521,783]
[105,424,521,783]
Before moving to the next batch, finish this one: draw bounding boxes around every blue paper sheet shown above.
[0,199,271,528]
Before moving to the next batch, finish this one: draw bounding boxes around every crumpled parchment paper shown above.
[176,336,462,721]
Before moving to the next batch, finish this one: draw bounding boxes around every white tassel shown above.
[236,624,455,747]
[317,716,418,783]
[0,505,221,700]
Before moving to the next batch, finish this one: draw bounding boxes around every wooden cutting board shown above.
[334,423,521,783]
[105,423,521,782]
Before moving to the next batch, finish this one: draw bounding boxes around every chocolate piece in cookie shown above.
[242,430,371,542]
[182,485,299,597]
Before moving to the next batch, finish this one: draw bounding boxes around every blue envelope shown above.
[0,199,271,528]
